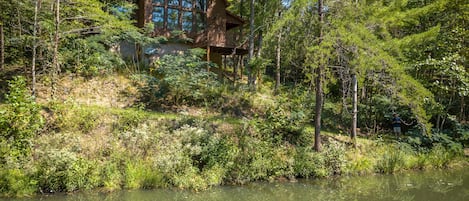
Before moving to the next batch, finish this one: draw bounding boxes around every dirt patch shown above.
[36,74,139,108]
[465,148,469,157]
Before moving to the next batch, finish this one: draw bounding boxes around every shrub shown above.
[50,104,100,134]
[293,147,328,178]
[100,160,123,191]
[0,76,43,162]
[323,141,348,175]
[344,154,374,175]
[124,159,166,189]
[0,77,43,160]
[143,49,220,107]
[428,144,453,168]
[35,150,99,193]
[375,145,406,174]
[0,168,37,197]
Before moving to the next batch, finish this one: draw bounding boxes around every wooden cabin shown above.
[136,0,247,65]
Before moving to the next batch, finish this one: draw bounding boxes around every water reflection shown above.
[2,168,468,201]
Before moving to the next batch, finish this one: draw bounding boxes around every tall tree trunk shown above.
[461,96,465,121]
[275,17,281,93]
[32,0,41,97]
[314,0,325,152]
[256,31,263,86]
[52,0,60,99]
[247,0,255,87]
[351,73,358,147]
[0,22,4,71]
[234,0,244,86]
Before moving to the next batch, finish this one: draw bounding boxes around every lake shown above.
[2,167,468,201]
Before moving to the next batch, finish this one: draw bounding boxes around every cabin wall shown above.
[207,0,226,47]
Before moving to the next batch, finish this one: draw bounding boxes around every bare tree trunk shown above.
[52,0,60,99]
[275,21,281,93]
[0,22,4,71]
[314,0,325,152]
[222,55,226,83]
[32,0,41,97]
[256,31,263,86]
[247,0,255,87]
[234,0,244,86]
[461,96,465,121]
[351,73,358,147]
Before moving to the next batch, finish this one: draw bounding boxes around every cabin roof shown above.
[226,10,245,30]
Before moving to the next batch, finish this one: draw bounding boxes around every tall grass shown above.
[0,102,466,196]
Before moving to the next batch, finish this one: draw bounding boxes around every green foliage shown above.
[0,77,43,162]
[35,150,100,193]
[50,104,100,134]
[113,108,148,132]
[375,144,407,174]
[209,86,253,117]
[293,147,327,178]
[142,49,220,107]
[0,168,37,197]
[123,160,165,189]
[100,160,123,191]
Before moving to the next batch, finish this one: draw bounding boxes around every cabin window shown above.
[196,12,206,33]
[152,0,164,5]
[195,0,207,10]
[152,0,207,33]
[182,0,192,8]
[167,8,179,30]
[168,0,179,6]
[182,12,193,31]
[152,7,164,28]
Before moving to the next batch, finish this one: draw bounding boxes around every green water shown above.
[2,168,468,201]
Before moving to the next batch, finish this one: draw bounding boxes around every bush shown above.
[35,150,99,193]
[124,160,165,189]
[0,168,37,197]
[0,76,43,162]
[49,104,101,134]
[375,145,406,174]
[143,49,220,107]
[322,141,348,175]
[293,147,328,178]
[428,144,454,168]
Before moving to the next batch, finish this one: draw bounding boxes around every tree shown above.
[31,0,42,96]
[0,19,3,71]
[51,0,60,98]
[313,0,325,151]
[247,0,255,87]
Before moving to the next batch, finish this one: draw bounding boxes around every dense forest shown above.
[0,0,468,197]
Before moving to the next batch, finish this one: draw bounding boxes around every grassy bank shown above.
[0,73,467,197]
[0,101,467,197]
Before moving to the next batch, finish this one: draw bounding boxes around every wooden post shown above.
[233,55,238,85]
[223,55,227,83]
